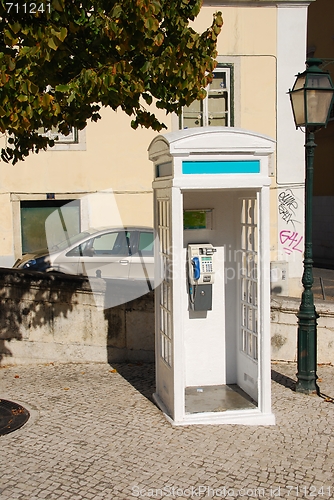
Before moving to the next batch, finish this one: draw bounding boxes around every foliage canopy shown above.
[0,0,222,164]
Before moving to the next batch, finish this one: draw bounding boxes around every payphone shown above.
[187,244,216,311]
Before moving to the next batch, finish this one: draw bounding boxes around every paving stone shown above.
[1,362,334,499]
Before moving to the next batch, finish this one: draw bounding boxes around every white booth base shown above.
[153,392,275,426]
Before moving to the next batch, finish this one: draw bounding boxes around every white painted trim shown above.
[276,5,308,184]
[45,129,86,151]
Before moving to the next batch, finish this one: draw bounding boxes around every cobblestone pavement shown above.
[1,361,334,500]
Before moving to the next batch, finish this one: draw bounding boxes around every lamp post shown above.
[288,58,334,394]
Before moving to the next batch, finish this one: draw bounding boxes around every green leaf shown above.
[142,93,153,105]
[111,4,122,18]
[10,22,21,35]
[42,94,52,107]
[55,84,70,92]
[141,61,151,73]
[28,81,39,94]
[144,17,159,32]
[1,72,8,85]
[7,58,16,71]
[51,27,67,42]
[47,37,59,50]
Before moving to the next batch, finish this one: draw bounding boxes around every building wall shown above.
[307,0,334,266]
[0,1,313,299]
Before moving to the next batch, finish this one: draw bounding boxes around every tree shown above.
[0,0,223,164]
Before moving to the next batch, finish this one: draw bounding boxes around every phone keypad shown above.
[201,261,213,273]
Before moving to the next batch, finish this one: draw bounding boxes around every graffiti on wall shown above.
[279,230,303,255]
[278,189,299,228]
[278,189,303,256]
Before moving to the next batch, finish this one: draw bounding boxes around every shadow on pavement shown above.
[318,391,334,404]
[118,364,334,406]
[271,368,334,403]
[115,365,334,404]
[111,362,156,403]
[271,369,296,391]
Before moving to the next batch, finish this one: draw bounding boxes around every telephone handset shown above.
[192,257,201,281]
[187,244,216,311]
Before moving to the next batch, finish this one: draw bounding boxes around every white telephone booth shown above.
[148,127,275,425]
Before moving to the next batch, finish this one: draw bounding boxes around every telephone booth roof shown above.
[148,127,275,161]
[149,127,275,188]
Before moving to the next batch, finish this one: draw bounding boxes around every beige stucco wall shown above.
[198,6,277,56]
[198,6,277,137]
[0,106,170,194]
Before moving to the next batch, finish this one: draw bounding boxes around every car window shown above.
[137,232,154,256]
[66,230,133,257]
[92,231,131,256]
[92,233,118,253]
[66,239,90,257]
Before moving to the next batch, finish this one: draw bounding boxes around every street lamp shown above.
[288,58,334,394]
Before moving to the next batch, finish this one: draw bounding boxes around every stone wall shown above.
[0,269,155,366]
[271,296,334,364]
[1,269,333,366]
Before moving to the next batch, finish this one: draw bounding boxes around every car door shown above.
[68,231,131,279]
[53,247,82,275]
[128,230,155,285]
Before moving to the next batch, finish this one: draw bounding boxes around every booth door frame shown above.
[154,187,175,418]
[236,194,260,403]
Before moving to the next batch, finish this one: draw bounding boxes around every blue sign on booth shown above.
[182,160,260,175]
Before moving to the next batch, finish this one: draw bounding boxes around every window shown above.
[95,231,131,255]
[41,126,79,144]
[137,232,154,256]
[36,87,85,149]
[20,200,80,254]
[179,65,233,129]
[37,126,86,151]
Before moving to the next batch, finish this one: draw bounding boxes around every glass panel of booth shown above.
[157,197,173,367]
[240,198,259,361]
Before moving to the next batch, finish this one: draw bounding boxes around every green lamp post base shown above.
[296,306,320,394]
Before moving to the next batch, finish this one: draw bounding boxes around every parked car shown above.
[13,226,156,284]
